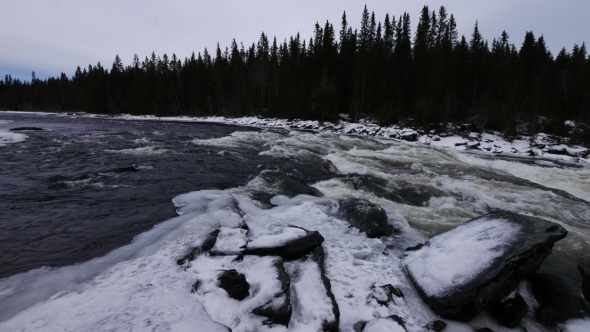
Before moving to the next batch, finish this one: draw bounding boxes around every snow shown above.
[285,259,336,331]
[405,216,522,297]
[560,318,590,331]
[246,226,307,249]
[361,318,406,332]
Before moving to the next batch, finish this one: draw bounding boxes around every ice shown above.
[247,227,307,249]
[285,260,336,331]
[190,255,289,331]
[361,318,406,332]
[560,318,590,331]
[0,129,28,147]
[405,217,522,297]
[0,243,230,332]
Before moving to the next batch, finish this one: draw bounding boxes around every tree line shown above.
[1,5,589,141]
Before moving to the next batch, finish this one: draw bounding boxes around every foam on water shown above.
[104,145,168,155]
[0,129,28,147]
[450,150,590,203]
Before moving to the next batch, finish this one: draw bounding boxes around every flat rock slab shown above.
[245,226,324,259]
[286,246,340,332]
[405,211,567,321]
[252,258,292,325]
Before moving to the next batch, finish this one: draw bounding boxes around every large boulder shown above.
[530,273,590,326]
[337,198,392,238]
[245,226,324,259]
[404,211,567,321]
[578,258,590,301]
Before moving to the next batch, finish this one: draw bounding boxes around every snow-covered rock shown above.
[287,246,339,331]
[244,226,324,259]
[404,211,568,321]
[336,198,392,238]
[251,258,292,326]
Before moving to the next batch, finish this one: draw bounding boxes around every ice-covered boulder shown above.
[578,258,590,301]
[404,211,567,321]
[337,198,392,238]
[245,226,324,259]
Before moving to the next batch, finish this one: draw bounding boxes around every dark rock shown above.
[191,280,201,293]
[455,142,467,146]
[476,328,494,332]
[252,259,292,326]
[466,142,481,149]
[245,226,324,259]
[321,160,340,174]
[405,211,567,321]
[260,170,323,198]
[177,229,220,265]
[578,258,590,301]
[217,269,250,301]
[425,320,447,331]
[341,174,436,207]
[405,241,428,252]
[488,293,529,327]
[530,273,590,326]
[9,127,44,131]
[305,246,340,332]
[367,284,404,307]
[337,198,392,238]
[354,315,407,331]
[548,147,571,156]
[113,165,138,173]
[400,131,418,142]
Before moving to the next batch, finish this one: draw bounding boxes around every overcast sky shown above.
[1,0,588,81]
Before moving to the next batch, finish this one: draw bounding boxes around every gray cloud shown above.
[1,0,588,80]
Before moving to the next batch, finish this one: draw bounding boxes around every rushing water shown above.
[0,113,271,279]
[1,112,589,330]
